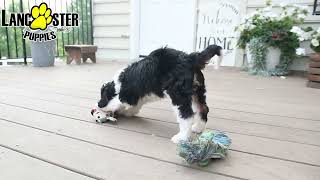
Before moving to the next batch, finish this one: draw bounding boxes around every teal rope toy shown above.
[177,130,231,166]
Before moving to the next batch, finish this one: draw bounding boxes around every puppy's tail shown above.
[192,45,223,69]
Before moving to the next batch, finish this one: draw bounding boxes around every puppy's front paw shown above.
[171,133,189,144]
[171,134,182,144]
[192,121,206,134]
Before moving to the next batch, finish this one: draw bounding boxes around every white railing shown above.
[0,58,64,66]
[0,58,32,66]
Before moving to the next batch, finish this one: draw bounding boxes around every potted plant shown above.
[235,0,309,76]
[310,28,320,61]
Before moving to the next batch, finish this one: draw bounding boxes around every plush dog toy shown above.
[177,130,231,166]
[91,108,117,123]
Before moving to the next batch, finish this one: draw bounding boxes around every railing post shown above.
[66,0,70,45]
[76,0,80,44]
[90,0,94,45]
[85,0,89,44]
[54,0,59,57]
[4,1,11,59]
[71,0,75,44]
[12,0,18,58]
[61,0,65,56]
[0,37,2,59]
[20,0,27,65]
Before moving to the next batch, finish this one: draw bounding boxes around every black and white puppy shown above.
[95,45,222,143]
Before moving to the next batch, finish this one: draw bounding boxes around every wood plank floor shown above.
[0,62,319,180]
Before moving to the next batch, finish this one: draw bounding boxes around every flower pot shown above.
[30,40,56,67]
[246,46,280,70]
[265,47,281,70]
[245,46,253,68]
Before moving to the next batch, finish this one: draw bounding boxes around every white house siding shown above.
[92,0,320,71]
[247,0,320,71]
[93,0,130,61]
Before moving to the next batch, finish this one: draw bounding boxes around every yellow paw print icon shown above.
[30,3,53,30]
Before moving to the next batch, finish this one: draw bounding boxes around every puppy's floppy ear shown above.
[196,45,223,69]
[97,81,116,108]
[98,88,109,108]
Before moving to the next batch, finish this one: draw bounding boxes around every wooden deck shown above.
[0,62,319,180]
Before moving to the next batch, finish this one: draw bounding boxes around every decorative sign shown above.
[313,0,320,15]
[196,0,245,66]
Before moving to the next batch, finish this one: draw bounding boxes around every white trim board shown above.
[129,0,141,60]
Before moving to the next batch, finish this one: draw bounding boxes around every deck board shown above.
[0,94,319,147]
[0,147,93,180]
[1,84,319,134]
[0,99,320,166]
[0,120,238,180]
[0,106,320,179]
[0,62,319,180]
[0,72,319,120]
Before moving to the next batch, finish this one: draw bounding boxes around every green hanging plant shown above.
[247,38,269,76]
[235,1,309,76]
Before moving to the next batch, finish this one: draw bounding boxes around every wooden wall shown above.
[93,0,130,61]
[92,0,320,71]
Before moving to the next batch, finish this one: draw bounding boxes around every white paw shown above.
[171,133,189,144]
[171,134,183,144]
[192,122,206,133]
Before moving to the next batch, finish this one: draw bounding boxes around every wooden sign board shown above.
[196,0,246,66]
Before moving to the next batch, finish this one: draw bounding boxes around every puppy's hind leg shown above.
[191,96,208,133]
[191,72,208,133]
[191,97,208,133]
[168,91,194,143]
[167,70,195,143]
[171,103,194,143]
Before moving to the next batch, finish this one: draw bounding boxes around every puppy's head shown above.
[197,45,223,69]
